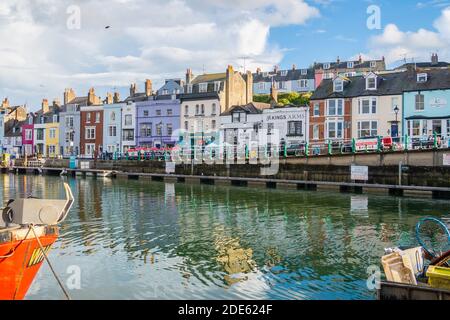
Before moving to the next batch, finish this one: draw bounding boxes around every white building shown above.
[121,102,136,153]
[262,105,309,147]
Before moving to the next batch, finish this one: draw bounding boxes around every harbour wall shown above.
[38,149,450,188]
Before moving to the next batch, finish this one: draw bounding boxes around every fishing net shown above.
[416,217,450,263]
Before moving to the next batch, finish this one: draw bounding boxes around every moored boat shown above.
[0,183,73,300]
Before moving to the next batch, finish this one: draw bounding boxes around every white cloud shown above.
[0,0,319,109]
[364,7,450,66]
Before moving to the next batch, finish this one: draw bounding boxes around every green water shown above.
[0,174,448,300]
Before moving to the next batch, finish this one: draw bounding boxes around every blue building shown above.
[403,68,450,147]
[157,79,184,96]
[103,101,124,154]
[253,66,315,95]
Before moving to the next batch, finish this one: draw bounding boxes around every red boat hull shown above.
[0,226,59,300]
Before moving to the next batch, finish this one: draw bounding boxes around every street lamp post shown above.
[394,106,400,139]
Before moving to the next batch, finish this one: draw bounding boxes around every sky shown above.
[0,0,449,111]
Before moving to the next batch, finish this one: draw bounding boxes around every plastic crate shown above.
[427,266,450,291]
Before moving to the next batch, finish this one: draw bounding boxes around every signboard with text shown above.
[166,162,176,174]
[444,154,450,166]
[351,165,369,181]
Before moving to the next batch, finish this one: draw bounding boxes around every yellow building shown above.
[45,122,60,158]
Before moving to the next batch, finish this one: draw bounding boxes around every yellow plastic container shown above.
[427,266,450,291]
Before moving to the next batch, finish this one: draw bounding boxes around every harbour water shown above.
[1,174,449,300]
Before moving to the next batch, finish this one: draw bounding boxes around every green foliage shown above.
[253,92,312,106]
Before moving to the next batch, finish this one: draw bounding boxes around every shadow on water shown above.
[1,174,448,300]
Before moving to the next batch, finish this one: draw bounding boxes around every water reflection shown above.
[0,173,448,300]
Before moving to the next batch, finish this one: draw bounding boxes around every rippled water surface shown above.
[1,174,449,300]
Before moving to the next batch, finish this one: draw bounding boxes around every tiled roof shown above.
[253,68,314,83]
[221,102,271,116]
[190,73,226,85]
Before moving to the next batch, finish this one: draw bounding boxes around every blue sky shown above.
[274,0,450,69]
[0,0,449,109]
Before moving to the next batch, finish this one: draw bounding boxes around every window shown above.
[65,116,74,127]
[417,73,428,83]
[162,89,169,95]
[53,115,58,123]
[433,120,442,136]
[95,112,100,123]
[86,113,91,123]
[323,63,330,69]
[301,69,307,76]
[212,103,217,115]
[334,79,344,92]
[143,110,149,117]
[186,84,193,94]
[49,128,56,139]
[345,72,356,77]
[196,105,199,115]
[327,121,344,139]
[327,99,344,116]
[167,124,173,136]
[323,72,334,80]
[140,123,152,137]
[25,129,32,140]
[415,94,425,111]
[184,121,188,131]
[40,116,45,124]
[447,120,450,136]
[357,121,378,138]
[298,79,308,88]
[184,105,189,116]
[258,82,265,90]
[156,123,162,136]
[313,124,319,140]
[214,81,221,91]
[36,129,44,141]
[280,70,288,76]
[201,104,205,115]
[155,110,161,116]
[125,114,133,126]
[109,126,117,137]
[123,129,134,141]
[211,120,216,130]
[48,145,56,155]
[358,98,377,114]
[408,120,421,136]
[199,83,208,93]
[278,81,287,90]
[85,143,95,156]
[85,127,95,139]
[267,123,274,135]
[287,121,303,136]
[233,112,247,123]
[167,109,173,116]
[370,61,377,68]
[366,76,377,90]
[347,62,354,69]
[313,103,320,117]
[111,112,116,121]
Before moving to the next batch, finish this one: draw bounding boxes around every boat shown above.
[378,217,450,300]
[0,183,74,300]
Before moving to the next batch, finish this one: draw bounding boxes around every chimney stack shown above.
[1,98,10,110]
[186,68,193,85]
[274,65,279,73]
[431,53,439,66]
[130,83,137,97]
[358,55,363,64]
[337,56,340,64]
[145,79,152,97]
[64,88,76,105]
[270,80,278,108]
[256,67,261,74]
[87,88,96,106]
[105,92,113,104]
[52,99,61,107]
[113,92,120,103]
[41,99,49,114]
[292,64,296,71]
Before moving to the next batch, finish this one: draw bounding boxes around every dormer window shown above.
[214,81,221,92]
[186,84,193,94]
[334,79,344,92]
[366,75,377,90]
[280,70,288,76]
[323,63,331,70]
[417,73,428,83]
[347,62,354,69]
[370,61,377,68]
[301,69,307,76]
[199,83,208,93]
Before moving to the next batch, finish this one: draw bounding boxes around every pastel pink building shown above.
[22,114,35,156]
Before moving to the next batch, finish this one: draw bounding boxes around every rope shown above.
[29,225,71,300]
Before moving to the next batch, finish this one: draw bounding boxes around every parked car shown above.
[286,143,306,157]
